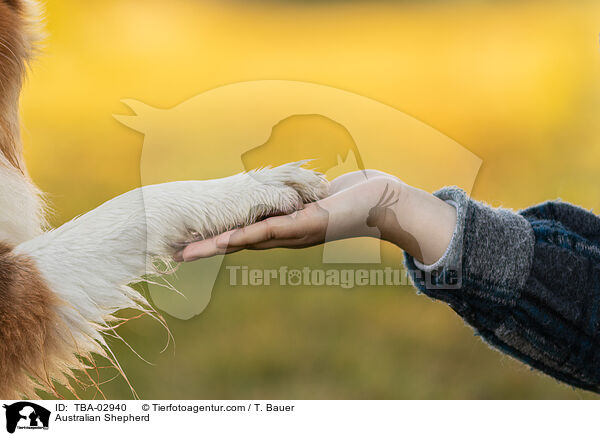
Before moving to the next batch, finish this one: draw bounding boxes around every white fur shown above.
[0,159,45,245]
[12,162,327,391]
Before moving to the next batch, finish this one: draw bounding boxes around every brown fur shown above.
[0,0,42,173]
[0,242,64,399]
[0,1,27,172]
[0,2,58,398]
[0,1,90,399]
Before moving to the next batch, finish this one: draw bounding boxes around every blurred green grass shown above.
[43,246,597,400]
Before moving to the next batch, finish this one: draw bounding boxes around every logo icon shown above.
[3,402,50,434]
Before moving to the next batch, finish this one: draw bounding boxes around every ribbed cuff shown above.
[406,187,535,297]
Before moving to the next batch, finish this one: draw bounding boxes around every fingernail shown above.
[173,251,184,262]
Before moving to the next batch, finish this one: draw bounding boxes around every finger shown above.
[181,210,313,261]
[329,171,369,194]
[330,170,397,194]
[180,237,243,261]
[219,214,305,247]
[181,228,309,261]
[242,238,313,250]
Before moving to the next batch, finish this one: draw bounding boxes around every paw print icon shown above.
[286,269,303,286]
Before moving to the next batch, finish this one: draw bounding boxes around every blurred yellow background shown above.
[22,0,600,399]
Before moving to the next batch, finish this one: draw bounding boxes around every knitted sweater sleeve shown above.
[404,187,600,393]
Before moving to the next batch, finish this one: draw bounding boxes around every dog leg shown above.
[7,162,327,397]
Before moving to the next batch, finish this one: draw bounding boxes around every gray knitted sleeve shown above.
[411,187,535,292]
[405,187,600,393]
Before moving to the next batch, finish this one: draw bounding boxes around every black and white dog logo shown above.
[3,402,50,434]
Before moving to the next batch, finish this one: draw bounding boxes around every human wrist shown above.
[387,184,457,265]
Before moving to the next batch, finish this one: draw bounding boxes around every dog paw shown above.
[250,161,329,203]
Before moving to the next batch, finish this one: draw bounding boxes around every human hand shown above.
[175,170,456,266]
